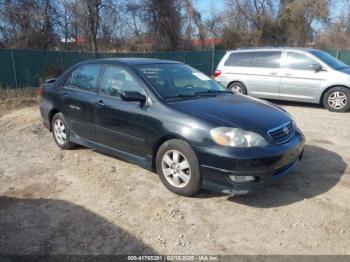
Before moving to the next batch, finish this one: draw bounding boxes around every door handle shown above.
[269,72,278,76]
[284,73,292,76]
[62,91,68,97]
[96,100,105,107]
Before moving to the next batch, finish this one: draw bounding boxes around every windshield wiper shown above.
[163,94,197,100]
[194,90,231,95]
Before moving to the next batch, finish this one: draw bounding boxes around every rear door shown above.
[60,64,101,142]
[219,52,253,88]
[248,51,282,99]
[279,51,325,102]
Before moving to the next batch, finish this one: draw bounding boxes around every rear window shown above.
[224,52,253,67]
[253,51,282,68]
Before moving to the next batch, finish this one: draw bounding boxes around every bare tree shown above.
[0,0,58,49]
[315,1,350,49]
[145,0,182,51]
[84,0,101,53]
[0,0,347,51]
[205,1,224,40]
[183,0,207,50]
[279,0,330,46]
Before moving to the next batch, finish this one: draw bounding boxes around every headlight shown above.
[210,127,268,147]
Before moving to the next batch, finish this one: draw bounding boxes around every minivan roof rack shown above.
[237,46,279,50]
[228,46,313,51]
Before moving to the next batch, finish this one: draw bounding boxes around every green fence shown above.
[0,48,349,89]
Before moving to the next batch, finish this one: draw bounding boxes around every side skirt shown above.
[70,135,153,171]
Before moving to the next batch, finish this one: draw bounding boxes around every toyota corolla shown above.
[40,58,305,196]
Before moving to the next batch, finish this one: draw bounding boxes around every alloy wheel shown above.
[328,91,348,110]
[231,85,243,94]
[161,150,191,188]
[53,119,67,145]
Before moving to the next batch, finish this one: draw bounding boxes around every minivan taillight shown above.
[39,81,44,97]
[213,70,221,78]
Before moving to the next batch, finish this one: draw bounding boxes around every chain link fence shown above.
[0,48,349,89]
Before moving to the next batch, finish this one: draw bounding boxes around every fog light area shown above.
[229,175,256,183]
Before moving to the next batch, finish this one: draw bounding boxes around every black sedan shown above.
[40,58,305,196]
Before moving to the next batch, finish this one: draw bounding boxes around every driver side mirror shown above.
[310,64,323,72]
[121,91,146,104]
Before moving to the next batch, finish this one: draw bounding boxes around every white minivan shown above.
[214,48,350,112]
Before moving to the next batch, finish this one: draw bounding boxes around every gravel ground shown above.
[0,101,349,255]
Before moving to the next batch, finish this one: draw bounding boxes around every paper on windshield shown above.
[192,72,211,81]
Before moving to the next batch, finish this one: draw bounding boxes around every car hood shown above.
[167,94,291,134]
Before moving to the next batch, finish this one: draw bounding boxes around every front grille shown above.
[268,121,295,144]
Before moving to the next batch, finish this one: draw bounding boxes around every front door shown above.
[279,51,325,102]
[94,64,152,157]
[61,64,101,142]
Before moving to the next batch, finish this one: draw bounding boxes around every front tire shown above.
[52,113,75,149]
[156,139,201,196]
[323,87,350,112]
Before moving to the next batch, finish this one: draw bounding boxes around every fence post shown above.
[183,51,186,63]
[211,43,215,75]
[60,51,64,72]
[336,49,340,59]
[10,49,18,88]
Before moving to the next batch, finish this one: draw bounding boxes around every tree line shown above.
[0,0,349,52]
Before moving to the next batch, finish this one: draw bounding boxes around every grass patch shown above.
[0,87,39,116]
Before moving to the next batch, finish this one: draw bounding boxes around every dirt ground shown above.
[0,100,349,255]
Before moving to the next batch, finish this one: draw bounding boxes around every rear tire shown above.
[52,113,75,149]
[323,87,350,112]
[156,139,201,196]
[228,82,247,95]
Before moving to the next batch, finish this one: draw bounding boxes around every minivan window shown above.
[100,65,144,98]
[286,52,320,70]
[224,52,253,67]
[253,51,282,68]
[66,64,101,92]
[310,50,349,70]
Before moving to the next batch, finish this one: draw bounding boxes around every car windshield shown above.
[310,50,349,70]
[135,63,227,100]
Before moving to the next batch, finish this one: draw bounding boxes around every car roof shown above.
[95,57,182,66]
[227,47,318,53]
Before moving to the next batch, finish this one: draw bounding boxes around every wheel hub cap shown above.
[161,150,191,188]
[54,119,66,145]
[231,86,242,94]
[328,91,347,110]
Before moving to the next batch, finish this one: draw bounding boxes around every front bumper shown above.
[193,131,305,195]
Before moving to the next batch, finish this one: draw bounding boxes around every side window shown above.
[66,64,101,92]
[253,51,282,68]
[224,52,253,67]
[286,52,320,70]
[101,65,144,98]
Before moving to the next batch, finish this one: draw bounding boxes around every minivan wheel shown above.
[52,113,75,149]
[323,87,350,112]
[228,82,247,95]
[156,139,201,196]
